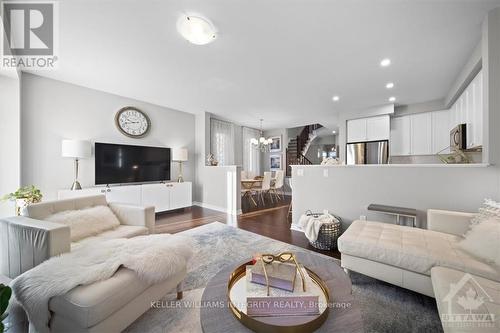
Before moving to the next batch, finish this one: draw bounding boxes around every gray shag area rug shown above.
[124,222,442,333]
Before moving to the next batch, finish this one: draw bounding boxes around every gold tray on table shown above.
[227,260,330,333]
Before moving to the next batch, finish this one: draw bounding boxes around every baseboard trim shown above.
[193,201,242,215]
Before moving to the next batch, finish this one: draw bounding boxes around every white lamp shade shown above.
[62,140,91,158]
[172,148,188,161]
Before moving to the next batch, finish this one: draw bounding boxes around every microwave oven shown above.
[450,124,467,152]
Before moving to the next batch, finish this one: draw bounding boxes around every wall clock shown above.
[115,107,151,138]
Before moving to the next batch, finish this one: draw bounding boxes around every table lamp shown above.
[62,139,91,190]
[172,148,188,183]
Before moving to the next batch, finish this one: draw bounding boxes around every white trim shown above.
[193,201,242,215]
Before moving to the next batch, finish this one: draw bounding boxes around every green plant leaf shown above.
[1,185,42,203]
[0,284,12,316]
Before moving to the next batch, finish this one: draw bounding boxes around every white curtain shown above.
[242,127,261,174]
[210,118,235,166]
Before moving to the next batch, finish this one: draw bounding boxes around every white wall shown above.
[0,74,21,217]
[292,164,500,229]
[21,74,195,200]
[194,165,241,215]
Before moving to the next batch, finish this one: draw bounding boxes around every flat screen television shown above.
[95,142,170,185]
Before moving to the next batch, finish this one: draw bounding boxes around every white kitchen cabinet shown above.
[347,115,390,143]
[347,118,367,143]
[468,71,483,148]
[431,110,450,154]
[449,70,483,149]
[366,115,390,141]
[390,116,411,156]
[410,113,433,155]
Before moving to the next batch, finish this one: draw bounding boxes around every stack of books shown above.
[245,259,322,317]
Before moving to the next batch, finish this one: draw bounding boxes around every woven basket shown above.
[305,211,342,251]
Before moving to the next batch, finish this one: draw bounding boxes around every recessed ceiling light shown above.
[380,58,391,67]
[332,95,340,102]
[389,96,396,102]
[332,130,337,134]
[177,15,216,45]
[386,82,394,89]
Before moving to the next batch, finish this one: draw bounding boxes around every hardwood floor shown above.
[155,196,340,259]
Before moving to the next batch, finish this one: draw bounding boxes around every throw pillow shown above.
[459,216,500,265]
[46,205,121,242]
[470,199,500,225]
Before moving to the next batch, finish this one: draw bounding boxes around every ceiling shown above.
[31,0,500,130]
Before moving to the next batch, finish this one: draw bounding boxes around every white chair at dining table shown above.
[270,170,285,201]
[255,171,273,205]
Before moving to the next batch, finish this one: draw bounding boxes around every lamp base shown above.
[177,175,184,183]
[71,181,82,190]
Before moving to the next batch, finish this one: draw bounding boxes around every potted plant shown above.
[0,284,12,333]
[2,185,43,216]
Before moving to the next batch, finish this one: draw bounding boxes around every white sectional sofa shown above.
[338,209,500,332]
[0,195,187,333]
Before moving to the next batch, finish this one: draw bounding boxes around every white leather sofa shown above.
[0,195,186,333]
[339,209,500,332]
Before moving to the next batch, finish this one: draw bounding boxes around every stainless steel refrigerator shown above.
[346,140,389,165]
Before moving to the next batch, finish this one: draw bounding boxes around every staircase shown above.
[285,124,322,176]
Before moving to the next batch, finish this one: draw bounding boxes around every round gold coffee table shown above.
[200,252,363,332]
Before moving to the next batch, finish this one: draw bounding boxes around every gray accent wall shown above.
[21,74,195,201]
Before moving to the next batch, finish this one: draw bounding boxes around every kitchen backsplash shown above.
[389,152,483,164]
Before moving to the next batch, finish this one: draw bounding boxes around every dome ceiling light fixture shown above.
[177,15,217,45]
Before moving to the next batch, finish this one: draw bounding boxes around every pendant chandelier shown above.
[251,119,272,152]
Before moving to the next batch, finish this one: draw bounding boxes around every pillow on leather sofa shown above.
[46,205,121,241]
[459,217,500,265]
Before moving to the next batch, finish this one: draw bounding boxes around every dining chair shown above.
[247,171,256,180]
[256,172,273,205]
[270,170,285,201]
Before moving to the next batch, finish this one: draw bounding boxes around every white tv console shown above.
[58,182,192,213]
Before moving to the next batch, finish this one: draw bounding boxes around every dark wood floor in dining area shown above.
[155,195,340,260]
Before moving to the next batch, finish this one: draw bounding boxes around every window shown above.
[242,127,261,174]
[210,118,234,165]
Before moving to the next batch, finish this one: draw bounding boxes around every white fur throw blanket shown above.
[12,234,193,333]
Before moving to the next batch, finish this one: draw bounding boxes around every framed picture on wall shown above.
[270,154,282,170]
[269,136,282,152]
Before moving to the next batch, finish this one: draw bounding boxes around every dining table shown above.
[240,177,276,206]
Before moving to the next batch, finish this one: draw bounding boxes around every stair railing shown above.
[285,124,322,176]
[296,124,322,157]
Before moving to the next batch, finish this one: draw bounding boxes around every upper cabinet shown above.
[450,70,483,149]
[391,110,447,156]
[346,118,367,143]
[431,110,451,154]
[390,116,411,156]
[347,115,390,143]
[410,113,432,155]
[390,69,483,157]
